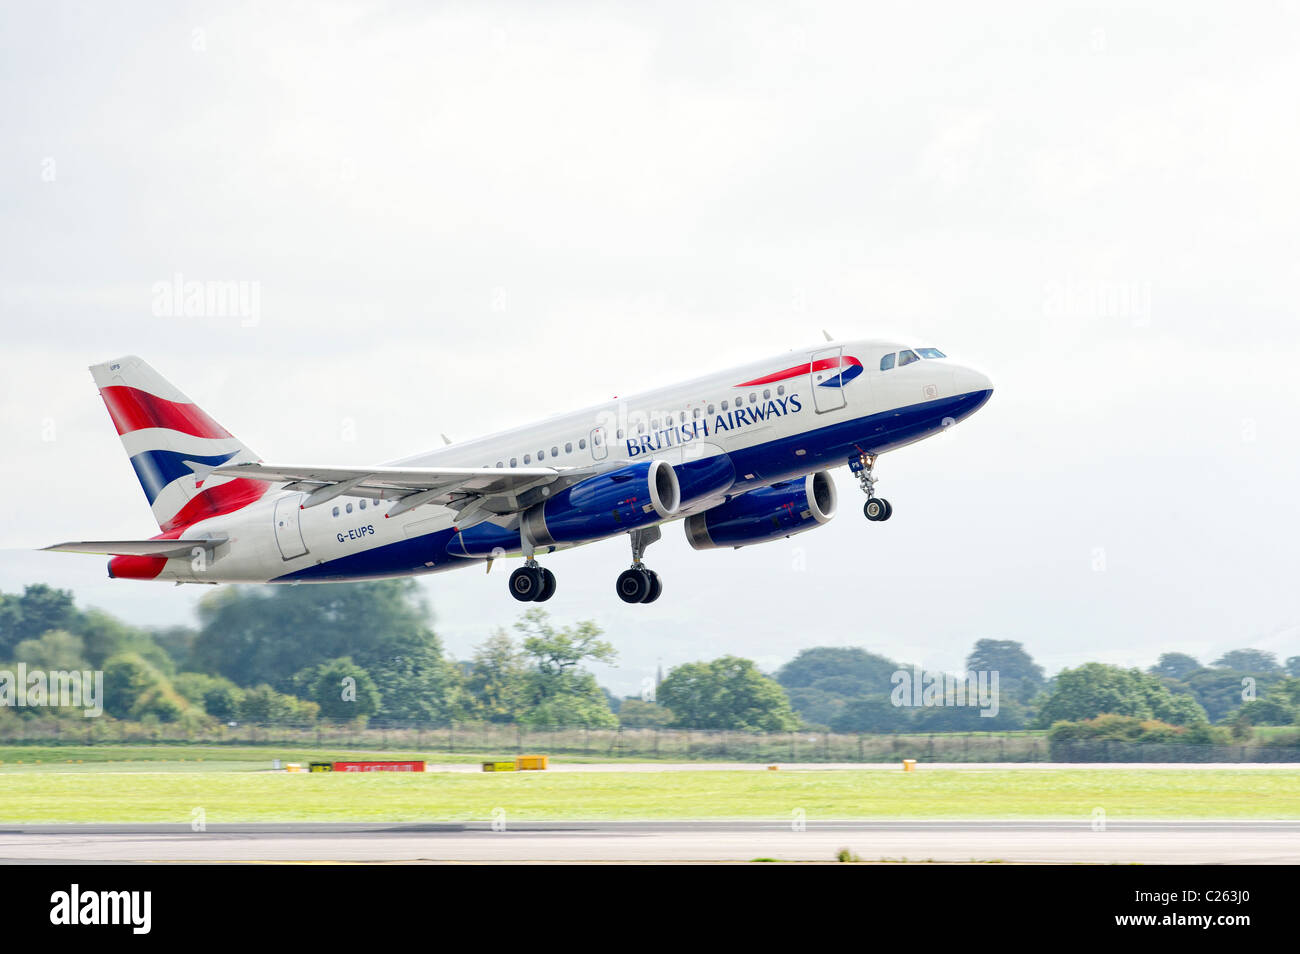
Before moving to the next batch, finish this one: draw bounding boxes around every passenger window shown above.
[564,442,572,453]
[898,350,920,367]
[749,392,757,403]
[551,446,558,456]
[918,348,946,359]
[538,450,545,459]
[880,353,896,371]
[735,395,743,406]
[332,506,339,517]
[693,408,701,419]
[777,385,785,396]
[524,454,531,464]
[510,458,517,467]
[722,401,729,411]
[707,404,715,414]
[579,438,587,449]
[496,461,503,468]
[763,389,770,400]
[346,503,353,514]
[359,500,366,510]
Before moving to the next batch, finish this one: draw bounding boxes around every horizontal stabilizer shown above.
[42,537,228,558]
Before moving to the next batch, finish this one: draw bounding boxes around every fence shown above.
[3,718,1299,762]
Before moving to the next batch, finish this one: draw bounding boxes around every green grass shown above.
[0,766,1296,823]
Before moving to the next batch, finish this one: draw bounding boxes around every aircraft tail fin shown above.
[89,356,269,532]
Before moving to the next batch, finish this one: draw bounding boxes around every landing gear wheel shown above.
[879,499,893,521]
[509,566,544,601]
[864,498,888,521]
[535,567,557,602]
[616,568,651,604]
[642,570,662,603]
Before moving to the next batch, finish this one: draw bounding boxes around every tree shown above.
[776,647,900,692]
[1181,668,1283,723]
[618,698,674,727]
[1149,652,1201,681]
[101,653,190,722]
[77,609,174,672]
[0,584,81,657]
[305,657,382,722]
[1035,663,1207,727]
[1231,698,1298,727]
[830,697,910,733]
[172,672,246,722]
[237,684,317,724]
[1286,657,1300,679]
[513,610,618,728]
[12,630,90,671]
[658,656,799,731]
[1213,650,1280,673]
[775,647,903,727]
[464,631,529,723]
[190,580,459,720]
[965,639,1045,704]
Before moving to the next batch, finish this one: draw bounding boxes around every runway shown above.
[3,820,1297,863]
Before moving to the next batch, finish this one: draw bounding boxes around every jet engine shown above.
[684,471,837,549]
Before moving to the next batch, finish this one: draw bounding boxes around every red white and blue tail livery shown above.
[46,339,993,603]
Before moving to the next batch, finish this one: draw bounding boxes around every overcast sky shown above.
[2,1,1297,695]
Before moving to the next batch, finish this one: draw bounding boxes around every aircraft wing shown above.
[43,537,229,558]
[211,461,602,520]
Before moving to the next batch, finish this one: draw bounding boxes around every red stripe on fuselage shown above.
[99,386,233,439]
[109,481,271,576]
[159,478,270,533]
[735,355,861,388]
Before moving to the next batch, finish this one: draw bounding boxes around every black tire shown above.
[535,567,557,602]
[879,499,893,521]
[642,570,662,603]
[864,498,886,521]
[509,566,542,601]
[616,568,650,604]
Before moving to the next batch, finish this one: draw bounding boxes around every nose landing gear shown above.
[851,452,893,522]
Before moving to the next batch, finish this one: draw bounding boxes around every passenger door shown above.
[810,346,847,413]
[273,494,309,560]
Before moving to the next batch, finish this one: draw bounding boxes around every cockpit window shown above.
[917,348,946,359]
[879,353,896,371]
[897,349,920,367]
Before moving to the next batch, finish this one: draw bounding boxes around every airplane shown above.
[45,340,993,603]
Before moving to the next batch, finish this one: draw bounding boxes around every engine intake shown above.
[684,471,837,550]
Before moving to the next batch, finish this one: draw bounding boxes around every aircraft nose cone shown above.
[954,365,993,396]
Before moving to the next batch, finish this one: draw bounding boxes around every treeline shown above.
[775,643,1300,742]
[1,583,1297,743]
[0,583,623,730]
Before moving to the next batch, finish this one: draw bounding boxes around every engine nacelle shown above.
[684,471,837,550]
[523,459,680,546]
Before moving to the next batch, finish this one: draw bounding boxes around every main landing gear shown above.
[617,526,663,604]
[509,561,556,602]
[850,451,893,522]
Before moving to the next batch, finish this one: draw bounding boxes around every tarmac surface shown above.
[3,820,1298,863]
